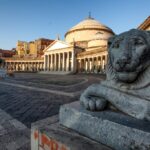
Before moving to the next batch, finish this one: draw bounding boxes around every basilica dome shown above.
[65,16,115,45]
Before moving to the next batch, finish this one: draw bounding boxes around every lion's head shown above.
[106,29,150,86]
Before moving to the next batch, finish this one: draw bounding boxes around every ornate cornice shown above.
[77,46,107,58]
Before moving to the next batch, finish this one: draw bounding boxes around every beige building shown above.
[16,41,29,56]
[138,16,150,30]
[4,38,54,72]
[5,58,44,72]
[44,40,83,73]
[44,16,115,74]
[16,38,54,57]
[4,16,150,73]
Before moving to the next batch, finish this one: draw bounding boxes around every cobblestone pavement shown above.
[0,108,30,150]
[3,73,105,92]
[0,73,105,150]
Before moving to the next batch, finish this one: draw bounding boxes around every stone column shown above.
[16,63,17,71]
[14,62,16,71]
[32,62,34,72]
[44,55,46,71]
[22,63,24,71]
[92,57,94,73]
[26,62,27,71]
[105,55,108,69]
[54,54,56,71]
[49,55,51,71]
[53,54,55,71]
[105,55,108,64]
[30,62,32,71]
[28,62,29,71]
[100,56,103,70]
[62,52,65,71]
[77,59,80,73]
[41,62,43,71]
[46,55,48,71]
[11,62,13,71]
[96,57,99,73]
[35,62,36,72]
[35,62,37,71]
[88,58,90,73]
[47,55,49,71]
[58,53,61,71]
[71,51,76,72]
[12,62,14,71]
[50,54,53,71]
[24,63,25,71]
[23,62,25,71]
[35,62,39,71]
[53,54,54,71]
[85,59,88,72]
[38,62,40,71]
[37,62,41,71]
[102,56,105,70]
[81,59,84,72]
[66,52,70,71]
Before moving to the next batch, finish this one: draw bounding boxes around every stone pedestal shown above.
[59,101,150,150]
[31,115,111,150]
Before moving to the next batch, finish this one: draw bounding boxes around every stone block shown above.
[31,115,111,150]
[59,101,150,150]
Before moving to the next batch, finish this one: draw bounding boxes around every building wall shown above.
[138,16,150,31]
[88,39,107,48]
[145,26,150,30]
[65,29,113,44]
[5,17,150,74]
[17,41,29,56]
[16,39,53,57]
[36,39,54,56]
[29,42,37,56]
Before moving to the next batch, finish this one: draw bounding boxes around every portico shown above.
[77,46,108,73]
[4,58,44,72]
[44,40,83,74]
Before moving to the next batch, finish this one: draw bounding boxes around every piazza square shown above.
[0,1,150,150]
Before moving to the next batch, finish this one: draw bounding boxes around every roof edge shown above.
[138,16,150,30]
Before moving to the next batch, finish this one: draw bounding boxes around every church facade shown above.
[3,16,150,74]
[43,16,114,74]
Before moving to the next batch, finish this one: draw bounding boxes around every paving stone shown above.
[9,119,27,130]
[0,73,105,149]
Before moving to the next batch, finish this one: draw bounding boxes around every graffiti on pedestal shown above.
[34,131,70,150]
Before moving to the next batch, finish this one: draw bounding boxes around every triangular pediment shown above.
[44,40,71,52]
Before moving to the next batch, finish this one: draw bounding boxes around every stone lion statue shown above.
[80,29,150,121]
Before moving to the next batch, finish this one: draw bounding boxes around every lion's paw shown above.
[80,95,107,111]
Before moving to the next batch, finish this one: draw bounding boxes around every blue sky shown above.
[0,0,149,49]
